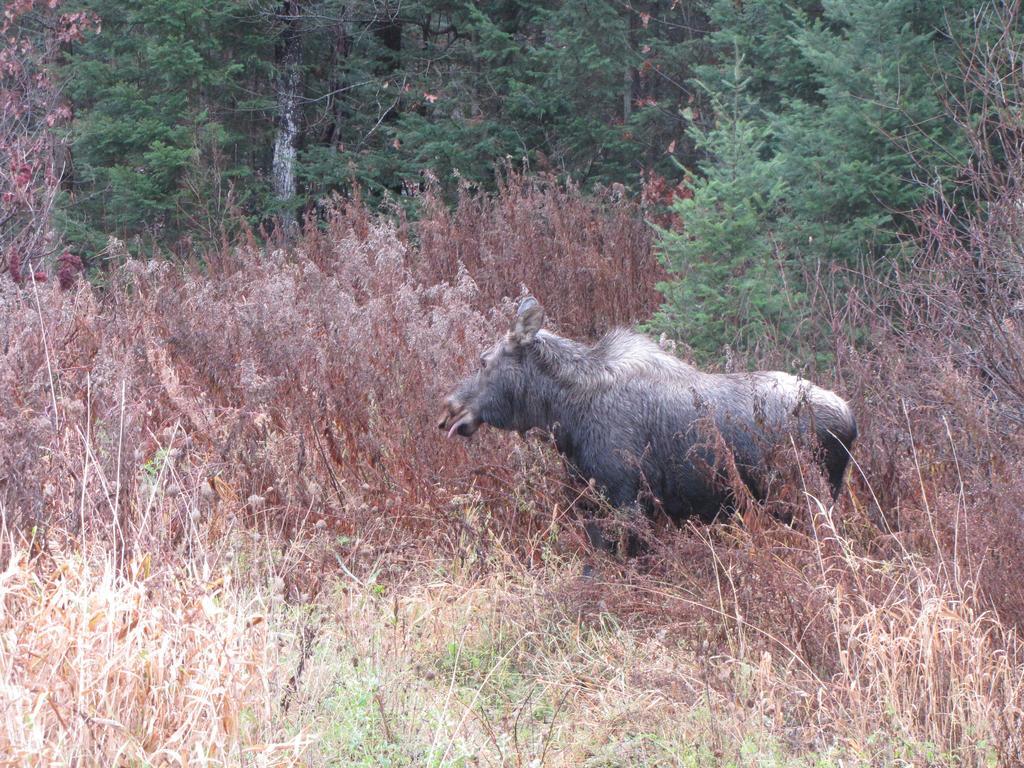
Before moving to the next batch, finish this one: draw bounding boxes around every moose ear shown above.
[510,297,545,345]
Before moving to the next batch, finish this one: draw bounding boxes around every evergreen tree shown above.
[60,0,709,253]
[772,0,971,267]
[653,0,977,360]
[648,57,793,360]
[61,0,272,256]
[297,0,708,200]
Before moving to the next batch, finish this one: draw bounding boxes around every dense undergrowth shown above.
[3,176,1024,765]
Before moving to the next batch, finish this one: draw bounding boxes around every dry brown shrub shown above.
[4,141,1024,763]
[414,171,662,338]
[2,190,633,565]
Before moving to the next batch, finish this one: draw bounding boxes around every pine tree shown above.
[61,0,272,256]
[653,0,977,360]
[772,0,971,268]
[60,0,710,251]
[648,56,792,360]
[297,0,708,200]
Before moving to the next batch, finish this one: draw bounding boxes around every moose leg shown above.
[584,520,617,554]
[607,483,645,557]
[581,479,641,570]
[818,432,854,501]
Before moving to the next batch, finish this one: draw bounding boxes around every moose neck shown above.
[516,340,589,453]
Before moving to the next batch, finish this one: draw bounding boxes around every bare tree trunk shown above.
[321,10,351,148]
[623,63,633,123]
[272,0,303,234]
[623,6,637,124]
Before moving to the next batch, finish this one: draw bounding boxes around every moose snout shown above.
[436,396,481,438]
[436,397,460,430]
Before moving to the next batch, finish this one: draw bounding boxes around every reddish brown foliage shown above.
[4,165,1024,761]
[3,167,1024,625]
[640,168,692,229]
[414,172,663,338]
[1,177,660,568]
[0,2,95,284]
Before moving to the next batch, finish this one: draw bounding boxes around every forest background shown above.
[5,0,1000,360]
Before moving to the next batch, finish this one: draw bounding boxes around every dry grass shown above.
[278,493,1024,766]
[413,171,662,338]
[2,175,1024,765]
[0,534,312,765]
[4,505,1022,766]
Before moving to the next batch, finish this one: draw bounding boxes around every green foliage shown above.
[299,0,706,200]
[648,62,794,360]
[60,0,706,254]
[771,0,970,266]
[60,0,272,257]
[652,0,977,360]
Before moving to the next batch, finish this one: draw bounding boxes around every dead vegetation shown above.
[2,173,1024,765]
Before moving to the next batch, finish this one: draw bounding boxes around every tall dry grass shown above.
[2,170,1024,763]
[413,171,662,337]
[0,535,312,765]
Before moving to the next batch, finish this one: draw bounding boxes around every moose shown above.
[437,297,857,547]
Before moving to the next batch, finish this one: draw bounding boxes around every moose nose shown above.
[436,397,460,430]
